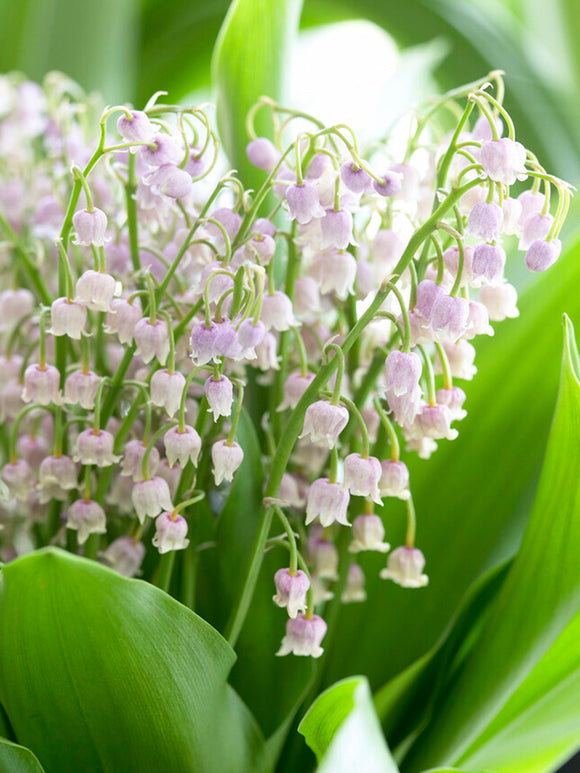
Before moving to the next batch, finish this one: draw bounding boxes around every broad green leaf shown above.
[138,0,230,105]
[375,561,510,750]
[212,0,304,186]
[0,548,265,773]
[401,315,580,771]
[299,677,399,773]
[458,609,580,773]
[0,739,45,772]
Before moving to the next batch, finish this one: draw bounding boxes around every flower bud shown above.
[204,375,233,421]
[273,568,310,618]
[343,453,382,504]
[1,459,35,500]
[437,340,477,380]
[341,563,366,603]
[150,369,186,418]
[64,369,100,409]
[443,245,474,286]
[261,291,298,332]
[380,546,428,588]
[66,499,107,544]
[146,163,192,199]
[525,238,561,272]
[164,425,202,468]
[212,440,244,485]
[430,294,469,341]
[379,460,410,499]
[414,280,446,321]
[37,454,77,503]
[72,207,108,246]
[385,351,422,398]
[340,161,372,193]
[373,171,402,197]
[320,208,353,250]
[306,478,350,527]
[117,110,155,143]
[286,182,325,224]
[17,433,49,470]
[246,138,280,171]
[0,289,34,331]
[436,386,467,421]
[467,201,503,241]
[465,300,494,339]
[105,298,142,344]
[278,371,315,411]
[307,531,338,580]
[50,297,87,339]
[22,364,62,405]
[472,243,506,286]
[190,321,221,366]
[300,401,349,448]
[309,249,356,299]
[139,132,183,167]
[349,514,390,553]
[236,319,266,359]
[152,511,190,553]
[75,269,117,312]
[479,283,519,321]
[417,404,458,440]
[480,138,527,185]
[254,332,280,371]
[276,613,327,658]
[134,317,170,365]
[131,476,174,523]
[121,440,160,482]
[74,429,120,467]
[518,212,553,250]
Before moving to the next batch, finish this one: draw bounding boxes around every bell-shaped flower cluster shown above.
[0,71,571,658]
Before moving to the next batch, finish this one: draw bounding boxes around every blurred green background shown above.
[2,1,580,770]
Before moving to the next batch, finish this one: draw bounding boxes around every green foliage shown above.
[212,0,304,187]
[0,740,46,773]
[299,677,399,772]
[0,549,265,773]
[400,315,580,772]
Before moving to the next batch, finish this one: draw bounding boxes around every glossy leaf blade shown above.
[299,677,399,773]
[212,0,303,186]
[401,315,580,771]
[0,739,46,772]
[0,548,264,773]
[458,609,580,773]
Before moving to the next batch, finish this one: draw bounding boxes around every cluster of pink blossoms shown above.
[0,72,571,657]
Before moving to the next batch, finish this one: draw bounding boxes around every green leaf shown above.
[322,226,580,693]
[374,560,510,750]
[299,677,399,773]
[401,315,580,771]
[0,739,46,772]
[0,548,265,773]
[457,609,580,773]
[212,0,304,186]
[0,0,139,102]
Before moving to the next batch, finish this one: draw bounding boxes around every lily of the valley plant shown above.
[0,66,577,773]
